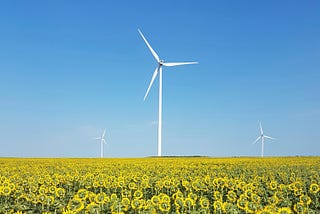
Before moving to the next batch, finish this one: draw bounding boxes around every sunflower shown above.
[55,187,66,198]
[92,180,100,188]
[293,181,303,190]
[184,197,195,208]
[227,190,237,203]
[67,198,85,212]
[142,174,149,181]
[133,189,143,199]
[236,197,246,210]
[75,189,88,201]
[95,179,104,188]
[95,192,109,204]
[88,192,97,203]
[128,181,137,190]
[38,186,47,195]
[140,180,149,189]
[269,181,278,190]
[159,199,171,212]
[8,182,15,191]
[131,198,143,210]
[121,197,130,211]
[309,183,319,194]
[121,189,132,198]
[163,178,171,189]
[117,178,125,188]
[244,189,253,198]
[2,186,12,196]
[38,177,45,185]
[151,195,160,206]
[110,193,118,202]
[103,181,111,189]
[191,179,201,191]
[37,194,46,204]
[299,194,311,205]
[48,185,56,194]
[199,197,209,209]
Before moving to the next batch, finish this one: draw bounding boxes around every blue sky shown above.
[0,1,319,157]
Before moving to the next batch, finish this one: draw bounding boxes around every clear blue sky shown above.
[0,1,319,157]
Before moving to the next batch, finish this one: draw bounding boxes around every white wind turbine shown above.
[138,29,198,157]
[94,128,107,158]
[253,122,275,157]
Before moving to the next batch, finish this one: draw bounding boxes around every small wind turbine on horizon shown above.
[253,122,275,157]
[94,128,107,158]
[138,29,198,157]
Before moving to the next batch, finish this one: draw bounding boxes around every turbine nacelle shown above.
[159,60,165,65]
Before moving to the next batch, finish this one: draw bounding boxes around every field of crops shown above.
[0,157,319,214]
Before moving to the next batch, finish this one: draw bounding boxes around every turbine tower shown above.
[138,29,198,157]
[253,122,275,157]
[94,128,107,158]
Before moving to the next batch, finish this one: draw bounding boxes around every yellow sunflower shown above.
[159,199,171,212]
[309,183,319,194]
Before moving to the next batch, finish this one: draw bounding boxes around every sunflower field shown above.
[0,157,319,214]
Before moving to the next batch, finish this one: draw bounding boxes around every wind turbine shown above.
[253,122,275,157]
[138,29,198,157]
[94,128,107,158]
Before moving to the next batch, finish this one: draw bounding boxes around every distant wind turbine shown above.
[253,122,275,157]
[94,128,107,158]
[138,29,198,157]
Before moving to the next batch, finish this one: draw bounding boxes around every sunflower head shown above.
[309,183,319,194]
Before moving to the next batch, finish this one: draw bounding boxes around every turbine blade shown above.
[94,137,100,140]
[253,136,261,144]
[162,62,198,67]
[138,29,160,63]
[259,122,263,135]
[144,66,159,101]
[264,135,275,140]
[102,128,106,138]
